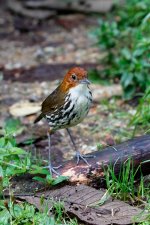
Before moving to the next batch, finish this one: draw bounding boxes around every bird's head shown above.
[60,67,90,92]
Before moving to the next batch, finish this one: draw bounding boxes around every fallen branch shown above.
[57,135,150,185]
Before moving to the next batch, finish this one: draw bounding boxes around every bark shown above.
[57,135,150,186]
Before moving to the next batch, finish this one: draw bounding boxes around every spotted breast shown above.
[46,83,92,131]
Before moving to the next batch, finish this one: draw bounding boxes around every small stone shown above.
[44,46,54,54]
[34,48,44,59]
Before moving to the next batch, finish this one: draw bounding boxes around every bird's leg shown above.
[66,128,95,166]
[44,131,62,176]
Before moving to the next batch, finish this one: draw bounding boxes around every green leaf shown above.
[124,85,136,99]
[33,176,46,183]
[45,174,54,185]
[33,174,69,186]
[0,138,5,148]
[0,148,9,155]
[5,138,16,147]
[30,165,50,175]
[6,167,27,176]
[121,73,133,88]
[133,48,144,57]
[0,209,11,225]
[134,73,145,83]
[5,119,23,135]
[52,176,69,185]
[0,166,3,178]
[121,48,132,60]
[9,147,27,155]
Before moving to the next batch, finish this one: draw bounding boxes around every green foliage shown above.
[0,119,72,224]
[135,200,150,225]
[0,201,54,225]
[0,119,68,190]
[94,0,150,99]
[0,122,30,189]
[0,198,78,225]
[130,87,150,128]
[104,159,150,202]
[5,118,23,136]
[49,200,78,225]
[33,174,68,186]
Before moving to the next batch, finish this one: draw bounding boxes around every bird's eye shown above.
[72,74,77,80]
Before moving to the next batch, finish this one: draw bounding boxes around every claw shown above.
[44,164,62,176]
[76,151,95,166]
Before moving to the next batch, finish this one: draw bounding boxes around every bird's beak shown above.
[80,78,91,85]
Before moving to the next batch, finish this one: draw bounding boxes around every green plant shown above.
[0,198,55,225]
[94,0,150,99]
[97,143,104,151]
[51,200,65,223]
[135,200,150,225]
[51,200,78,225]
[104,159,149,202]
[33,173,68,186]
[0,121,31,189]
[130,86,150,129]
[0,119,73,224]
[0,197,78,225]
[0,119,68,190]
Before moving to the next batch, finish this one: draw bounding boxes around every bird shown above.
[34,67,94,175]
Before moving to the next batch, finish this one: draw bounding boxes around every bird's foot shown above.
[76,151,95,166]
[44,164,62,176]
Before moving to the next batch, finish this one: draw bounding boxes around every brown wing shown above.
[34,86,65,123]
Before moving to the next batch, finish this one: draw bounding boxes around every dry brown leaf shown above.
[9,100,41,117]
[17,185,146,225]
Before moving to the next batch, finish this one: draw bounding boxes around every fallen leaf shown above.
[17,185,146,225]
[9,100,41,117]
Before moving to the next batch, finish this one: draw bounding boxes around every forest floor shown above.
[0,4,143,165]
[0,4,149,225]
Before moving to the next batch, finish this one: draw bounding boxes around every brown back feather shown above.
[34,85,66,123]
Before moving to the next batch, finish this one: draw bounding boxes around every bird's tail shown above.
[34,113,43,123]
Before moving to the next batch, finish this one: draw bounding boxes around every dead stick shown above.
[57,135,150,185]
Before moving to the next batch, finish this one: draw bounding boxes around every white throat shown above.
[69,84,89,98]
